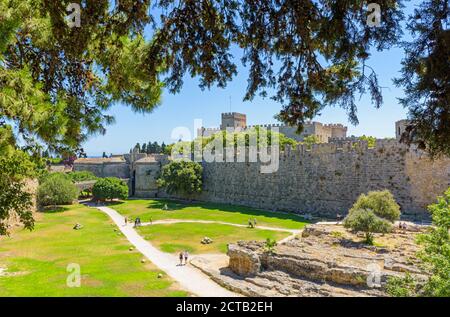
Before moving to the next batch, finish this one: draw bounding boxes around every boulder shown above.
[227,243,261,277]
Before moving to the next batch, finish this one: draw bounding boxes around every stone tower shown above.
[220,112,247,131]
[395,119,410,141]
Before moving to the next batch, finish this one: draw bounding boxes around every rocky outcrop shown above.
[223,224,427,296]
[227,242,263,277]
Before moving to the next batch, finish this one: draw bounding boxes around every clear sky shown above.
[83,2,419,157]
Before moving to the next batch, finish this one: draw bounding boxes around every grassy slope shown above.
[113,199,308,230]
[138,223,291,254]
[0,205,188,297]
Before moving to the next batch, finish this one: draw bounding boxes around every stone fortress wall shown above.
[73,157,130,179]
[74,120,450,220]
[198,112,348,143]
[197,139,450,219]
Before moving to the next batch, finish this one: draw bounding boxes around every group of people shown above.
[178,250,189,266]
[398,222,408,231]
[248,218,257,228]
[124,217,142,227]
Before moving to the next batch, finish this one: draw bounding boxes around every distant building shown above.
[197,112,347,143]
[395,119,410,141]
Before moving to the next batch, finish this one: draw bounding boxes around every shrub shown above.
[37,174,78,206]
[416,187,450,297]
[264,238,277,253]
[386,273,418,297]
[302,135,321,149]
[92,177,128,201]
[157,160,202,200]
[39,171,71,183]
[67,171,98,182]
[387,188,450,297]
[359,135,377,148]
[343,208,392,244]
[350,190,401,222]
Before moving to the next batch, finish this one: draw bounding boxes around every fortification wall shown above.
[73,162,130,179]
[196,140,450,220]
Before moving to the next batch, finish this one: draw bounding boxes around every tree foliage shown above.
[387,188,450,297]
[37,173,78,207]
[171,127,298,156]
[157,160,203,199]
[416,187,450,296]
[133,141,166,154]
[349,190,401,222]
[394,0,450,157]
[1,0,162,155]
[147,0,404,131]
[67,171,98,183]
[302,135,321,149]
[92,177,128,201]
[343,208,393,244]
[359,135,377,148]
[344,190,400,244]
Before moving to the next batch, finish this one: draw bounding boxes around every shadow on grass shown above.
[145,199,310,223]
[105,200,125,206]
[39,206,71,213]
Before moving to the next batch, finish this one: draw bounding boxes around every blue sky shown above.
[83,2,419,156]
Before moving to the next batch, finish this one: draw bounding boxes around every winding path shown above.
[95,205,239,297]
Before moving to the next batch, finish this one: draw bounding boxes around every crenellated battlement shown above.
[198,137,449,220]
[222,112,246,117]
[280,139,409,157]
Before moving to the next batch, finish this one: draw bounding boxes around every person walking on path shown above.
[183,251,189,265]
[178,252,184,266]
[124,217,128,226]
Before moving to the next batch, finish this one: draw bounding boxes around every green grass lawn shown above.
[0,205,188,297]
[137,222,290,254]
[112,199,308,230]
